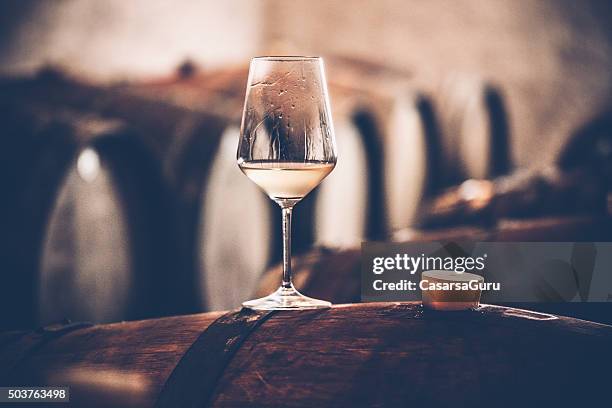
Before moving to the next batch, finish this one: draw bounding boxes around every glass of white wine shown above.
[237,56,337,310]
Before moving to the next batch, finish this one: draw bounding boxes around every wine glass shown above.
[237,56,337,310]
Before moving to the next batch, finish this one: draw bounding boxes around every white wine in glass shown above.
[237,56,337,310]
[239,161,334,201]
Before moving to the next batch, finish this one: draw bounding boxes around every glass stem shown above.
[281,206,293,289]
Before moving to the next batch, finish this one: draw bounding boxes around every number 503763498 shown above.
[1,387,69,402]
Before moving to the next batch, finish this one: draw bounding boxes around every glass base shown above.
[242,284,332,310]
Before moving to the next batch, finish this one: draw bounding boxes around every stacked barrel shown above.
[1,57,610,331]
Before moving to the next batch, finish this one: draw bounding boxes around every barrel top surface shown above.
[3,303,612,408]
[211,302,612,407]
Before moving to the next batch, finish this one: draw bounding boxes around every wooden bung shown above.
[421,270,484,311]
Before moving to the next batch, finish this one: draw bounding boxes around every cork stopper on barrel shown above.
[421,270,484,311]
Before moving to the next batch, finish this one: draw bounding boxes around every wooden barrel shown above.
[166,63,390,244]
[379,93,440,230]
[124,63,392,299]
[0,104,79,330]
[419,165,609,229]
[140,62,438,244]
[1,302,611,407]
[39,127,172,326]
[328,61,438,233]
[336,89,435,235]
[313,113,372,247]
[557,110,612,192]
[196,125,274,311]
[433,75,511,187]
[120,76,281,312]
[0,72,271,315]
[0,99,175,329]
[75,73,273,313]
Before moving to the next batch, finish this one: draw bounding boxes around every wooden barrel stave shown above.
[1,303,611,407]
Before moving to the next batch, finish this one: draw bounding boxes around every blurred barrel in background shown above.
[124,62,423,308]
[1,57,609,329]
[557,110,612,193]
[39,120,171,326]
[123,69,292,311]
[0,102,172,329]
[433,75,511,187]
[0,104,79,329]
[313,113,372,247]
[1,303,611,407]
[328,57,439,233]
[383,95,441,231]
[0,73,231,326]
[196,125,273,311]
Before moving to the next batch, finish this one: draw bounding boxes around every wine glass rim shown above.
[252,56,321,62]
